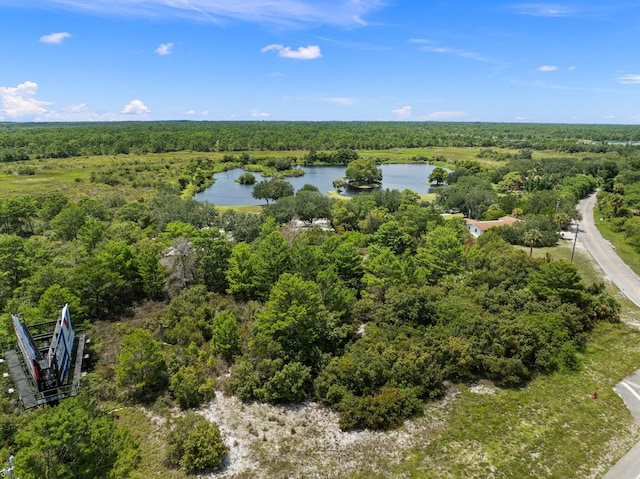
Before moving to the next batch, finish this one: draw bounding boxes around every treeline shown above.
[595,153,640,252]
[2,121,640,159]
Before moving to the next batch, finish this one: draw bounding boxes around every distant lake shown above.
[194,164,443,206]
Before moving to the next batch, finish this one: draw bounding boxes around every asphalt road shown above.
[575,193,640,478]
[576,192,640,308]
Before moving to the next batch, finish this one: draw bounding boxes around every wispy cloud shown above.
[251,110,271,118]
[122,99,150,114]
[155,42,173,55]
[617,74,640,84]
[39,32,71,44]
[410,39,494,63]
[262,44,321,60]
[535,65,558,72]
[320,97,355,106]
[15,0,383,27]
[425,111,469,120]
[510,3,572,17]
[392,105,412,119]
[317,36,390,52]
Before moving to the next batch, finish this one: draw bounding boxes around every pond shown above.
[194,163,444,206]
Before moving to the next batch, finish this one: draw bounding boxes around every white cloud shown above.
[618,74,640,84]
[44,103,118,121]
[40,32,71,44]
[251,110,271,118]
[262,44,321,60]
[392,105,412,119]
[121,99,151,114]
[185,109,196,115]
[0,81,51,120]
[16,0,383,28]
[413,40,495,64]
[512,4,571,17]
[155,42,173,55]
[426,111,469,120]
[567,65,576,71]
[536,65,558,72]
[604,115,616,120]
[320,97,355,106]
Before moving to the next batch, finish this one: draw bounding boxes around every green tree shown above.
[252,230,292,298]
[116,329,168,398]
[136,242,167,300]
[260,361,311,403]
[237,171,256,184]
[256,273,329,367]
[14,396,139,479]
[344,158,382,186]
[77,218,107,252]
[415,225,465,283]
[527,259,586,303]
[74,241,140,317]
[252,178,295,204]
[437,176,498,219]
[193,234,232,293]
[524,229,543,257]
[332,178,347,193]
[497,171,524,193]
[226,242,257,300]
[428,166,448,185]
[166,411,227,473]
[169,364,216,409]
[211,310,241,361]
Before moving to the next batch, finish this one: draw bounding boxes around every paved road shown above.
[577,192,640,307]
[575,193,640,478]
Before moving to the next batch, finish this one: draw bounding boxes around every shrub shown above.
[259,362,311,403]
[169,364,216,409]
[337,387,422,430]
[166,412,227,473]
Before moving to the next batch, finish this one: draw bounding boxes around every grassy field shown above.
[0,146,593,205]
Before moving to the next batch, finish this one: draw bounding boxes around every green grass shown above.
[592,207,640,276]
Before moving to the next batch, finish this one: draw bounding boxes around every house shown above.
[465,216,520,237]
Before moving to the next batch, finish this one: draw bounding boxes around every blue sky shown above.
[1,1,639,123]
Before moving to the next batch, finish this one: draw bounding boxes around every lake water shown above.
[194,164,443,206]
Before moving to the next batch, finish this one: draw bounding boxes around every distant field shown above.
[0,146,605,204]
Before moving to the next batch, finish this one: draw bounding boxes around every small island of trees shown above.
[342,157,383,191]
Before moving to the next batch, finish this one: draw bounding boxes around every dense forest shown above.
[1,121,640,160]
[0,121,639,478]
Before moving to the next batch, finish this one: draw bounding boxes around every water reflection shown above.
[194,164,444,206]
